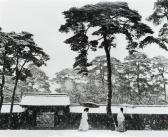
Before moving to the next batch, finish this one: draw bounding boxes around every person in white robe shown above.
[79,108,89,131]
[117,107,125,132]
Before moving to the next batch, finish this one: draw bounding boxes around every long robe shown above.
[117,110,125,132]
[79,111,89,131]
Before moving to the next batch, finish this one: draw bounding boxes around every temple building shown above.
[20,93,70,129]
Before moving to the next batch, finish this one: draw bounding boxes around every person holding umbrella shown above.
[79,107,89,131]
[78,102,99,131]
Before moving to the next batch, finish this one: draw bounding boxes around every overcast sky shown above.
[0,0,168,78]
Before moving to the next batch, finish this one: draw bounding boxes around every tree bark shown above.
[8,76,19,128]
[8,56,19,128]
[0,52,7,113]
[164,83,166,101]
[104,44,112,115]
[104,41,117,129]
[137,62,140,95]
[100,64,105,86]
[161,73,167,101]
[0,71,5,113]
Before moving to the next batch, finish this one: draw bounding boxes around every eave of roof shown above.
[20,94,70,106]
[1,104,26,113]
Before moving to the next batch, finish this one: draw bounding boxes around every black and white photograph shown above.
[0,0,168,136]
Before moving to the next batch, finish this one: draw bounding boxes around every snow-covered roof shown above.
[20,93,70,106]
[1,104,26,113]
[70,105,168,114]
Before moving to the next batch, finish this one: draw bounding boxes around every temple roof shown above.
[20,93,70,106]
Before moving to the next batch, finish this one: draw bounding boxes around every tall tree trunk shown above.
[8,76,19,128]
[104,46,112,115]
[137,62,140,95]
[100,64,105,86]
[0,72,5,113]
[136,62,141,104]
[164,83,166,101]
[104,43,117,129]
[161,73,167,101]
[163,78,166,102]
[0,52,7,113]
[102,33,113,115]
[8,56,19,129]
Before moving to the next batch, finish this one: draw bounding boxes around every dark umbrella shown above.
[120,103,135,108]
[80,102,100,108]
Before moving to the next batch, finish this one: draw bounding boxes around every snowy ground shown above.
[0,130,168,137]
